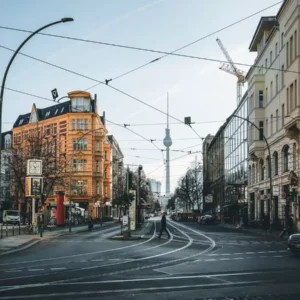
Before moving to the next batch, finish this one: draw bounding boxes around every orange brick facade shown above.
[12,91,111,220]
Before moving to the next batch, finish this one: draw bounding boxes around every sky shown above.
[0,0,282,194]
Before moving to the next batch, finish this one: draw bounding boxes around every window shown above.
[19,119,23,125]
[287,41,289,66]
[45,111,50,118]
[260,159,264,181]
[290,83,294,110]
[266,87,268,103]
[96,181,100,195]
[287,87,290,113]
[281,32,284,48]
[270,81,273,99]
[96,140,100,151]
[276,74,279,93]
[259,121,264,140]
[77,119,83,130]
[275,42,278,57]
[259,90,264,107]
[73,138,87,150]
[266,119,268,137]
[295,30,297,57]
[266,156,271,178]
[54,109,58,115]
[85,119,89,130]
[265,58,268,69]
[104,151,107,161]
[282,104,285,127]
[290,35,293,62]
[71,97,90,112]
[4,134,11,149]
[61,107,64,113]
[270,51,273,64]
[276,109,279,131]
[72,180,87,195]
[283,145,290,172]
[50,124,57,135]
[72,119,75,130]
[295,80,297,107]
[96,160,99,172]
[271,115,273,135]
[50,142,55,154]
[293,143,297,170]
[273,152,278,175]
[73,159,87,171]
[281,65,284,88]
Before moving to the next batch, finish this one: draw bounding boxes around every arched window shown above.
[293,143,297,170]
[273,152,278,176]
[266,156,271,178]
[4,134,11,149]
[249,166,252,185]
[282,145,290,173]
[259,159,264,181]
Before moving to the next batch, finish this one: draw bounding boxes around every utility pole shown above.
[127,166,130,234]
[137,165,142,225]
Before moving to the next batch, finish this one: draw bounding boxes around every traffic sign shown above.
[51,88,59,100]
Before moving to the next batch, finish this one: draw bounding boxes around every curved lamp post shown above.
[232,114,273,230]
[0,18,74,185]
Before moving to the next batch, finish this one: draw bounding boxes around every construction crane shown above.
[216,37,245,105]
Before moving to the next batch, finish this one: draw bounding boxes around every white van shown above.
[3,210,20,225]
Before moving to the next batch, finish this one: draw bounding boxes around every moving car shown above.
[3,210,20,225]
[288,233,300,253]
[197,214,216,225]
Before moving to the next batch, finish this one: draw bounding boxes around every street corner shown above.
[0,237,40,256]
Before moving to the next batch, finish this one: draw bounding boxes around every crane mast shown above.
[216,38,245,105]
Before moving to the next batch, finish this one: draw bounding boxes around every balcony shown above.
[284,114,300,143]
[249,140,265,159]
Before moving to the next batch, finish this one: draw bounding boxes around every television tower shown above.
[163,93,172,196]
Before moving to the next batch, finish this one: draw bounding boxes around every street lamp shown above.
[0,18,74,186]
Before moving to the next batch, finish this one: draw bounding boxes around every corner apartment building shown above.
[247,0,300,230]
[12,91,111,221]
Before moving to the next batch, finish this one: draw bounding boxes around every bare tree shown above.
[6,128,67,221]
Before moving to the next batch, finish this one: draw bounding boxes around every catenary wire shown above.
[0,1,282,87]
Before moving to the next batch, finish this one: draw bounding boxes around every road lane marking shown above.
[4,270,21,273]
[233,253,243,255]
[246,252,255,254]
[273,255,283,257]
[204,259,217,261]
[28,269,44,272]
[233,257,244,260]
[0,222,156,267]
[207,253,218,256]
[219,258,230,260]
[221,253,231,256]
[258,251,267,253]
[91,259,103,262]
[50,268,67,271]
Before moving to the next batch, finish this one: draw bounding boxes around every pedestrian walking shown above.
[158,212,170,239]
[280,214,294,238]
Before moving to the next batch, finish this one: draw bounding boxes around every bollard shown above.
[1,225,2,238]
[12,226,14,236]
[19,223,21,235]
[40,224,43,238]
[6,224,8,237]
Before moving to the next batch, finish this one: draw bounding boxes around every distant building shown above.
[107,135,124,218]
[150,179,161,200]
[0,131,13,217]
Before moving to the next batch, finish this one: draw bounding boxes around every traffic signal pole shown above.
[126,167,131,236]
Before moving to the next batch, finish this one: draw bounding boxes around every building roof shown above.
[13,98,99,129]
[249,16,277,51]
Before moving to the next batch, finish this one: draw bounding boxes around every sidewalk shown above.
[0,221,118,256]
[111,221,154,240]
[219,222,283,240]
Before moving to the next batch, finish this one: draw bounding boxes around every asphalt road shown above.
[0,217,299,300]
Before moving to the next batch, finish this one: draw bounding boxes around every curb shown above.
[110,222,154,240]
[0,239,41,256]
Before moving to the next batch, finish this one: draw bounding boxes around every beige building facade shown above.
[247,0,300,230]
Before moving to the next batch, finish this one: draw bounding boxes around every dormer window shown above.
[55,109,58,115]
[19,119,24,125]
[45,111,50,118]
[61,107,64,113]
[71,97,91,112]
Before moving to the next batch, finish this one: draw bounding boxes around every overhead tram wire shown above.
[0,1,282,87]
[106,119,165,164]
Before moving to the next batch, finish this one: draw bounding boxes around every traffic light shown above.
[129,190,136,203]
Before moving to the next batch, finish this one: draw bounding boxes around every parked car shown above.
[2,210,20,225]
[288,233,300,253]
